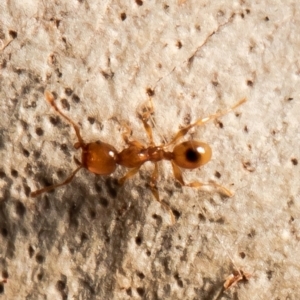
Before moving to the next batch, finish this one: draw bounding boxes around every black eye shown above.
[173,141,212,169]
[185,148,200,162]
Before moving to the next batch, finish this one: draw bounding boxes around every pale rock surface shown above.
[0,1,299,299]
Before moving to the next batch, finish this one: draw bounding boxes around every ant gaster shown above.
[31,91,246,222]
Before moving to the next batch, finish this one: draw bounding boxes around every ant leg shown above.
[150,163,175,224]
[137,97,159,146]
[120,122,147,149]
[171,161,233,197]
[74,156,81,165]
[121,122,133,145]
[188,180,234,197]
[140,98,169,145]
[139,115,154,146]
[149,162,159,200]
[44,91,85,148]
[118,166,141,185]
[31,166,83,197]
[118,99,155,146]
[164,98,246,147]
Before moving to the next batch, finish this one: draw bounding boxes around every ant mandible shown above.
[31,91,246,222]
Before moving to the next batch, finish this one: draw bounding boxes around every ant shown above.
[31,91,246,222]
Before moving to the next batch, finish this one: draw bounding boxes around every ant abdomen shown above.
[82,141,118,175]
[172,141,212,169]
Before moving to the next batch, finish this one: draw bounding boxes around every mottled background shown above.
[0,1,299,299]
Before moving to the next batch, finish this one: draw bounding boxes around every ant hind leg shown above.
[31,166,83,197]
[45,91,85,148]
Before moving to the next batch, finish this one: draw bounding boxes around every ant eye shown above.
[173,141,212,169]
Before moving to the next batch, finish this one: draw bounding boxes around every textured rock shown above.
[0,1,299,299]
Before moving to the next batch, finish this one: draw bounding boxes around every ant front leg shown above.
[150,163,175,224]
[171,161,233,197]
[165,98,246,147]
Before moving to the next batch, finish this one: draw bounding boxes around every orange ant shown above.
[31,91,246,222]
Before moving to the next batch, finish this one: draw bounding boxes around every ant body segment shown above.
[31,91,245,222]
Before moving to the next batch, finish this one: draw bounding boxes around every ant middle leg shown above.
[171,161,233,197]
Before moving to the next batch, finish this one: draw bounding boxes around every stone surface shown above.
[0,1,299,299]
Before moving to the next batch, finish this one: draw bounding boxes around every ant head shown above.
[172,141,212,169]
